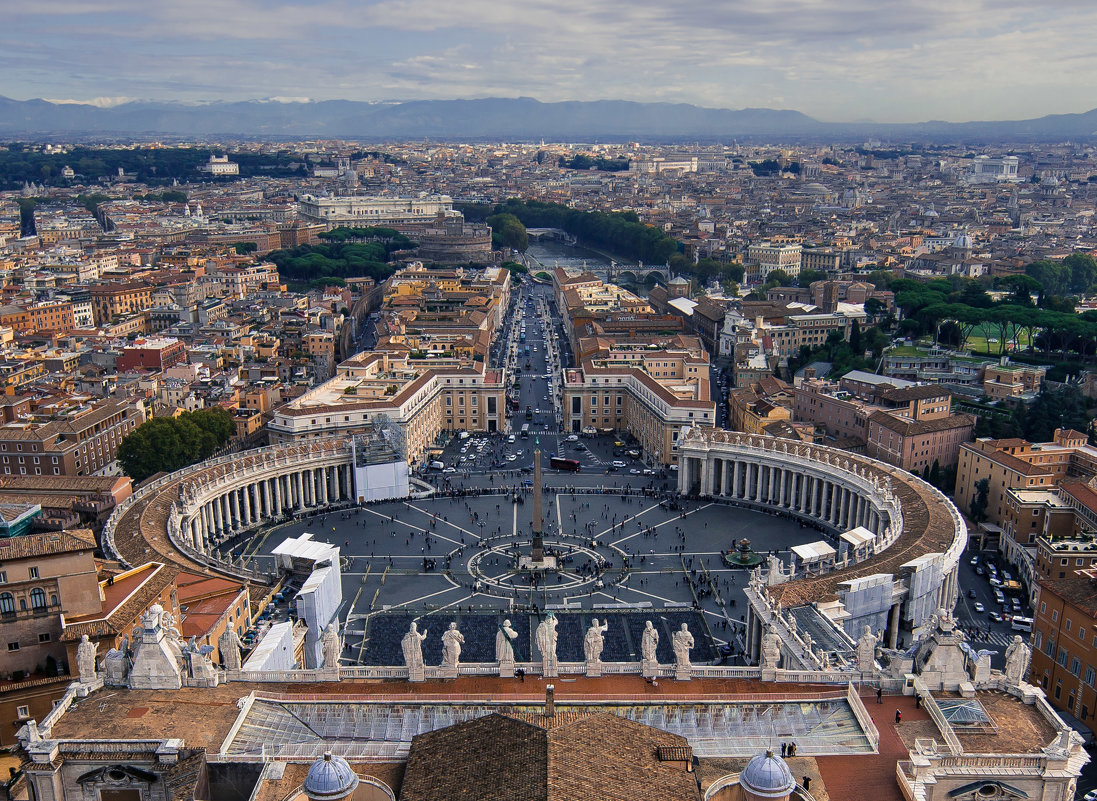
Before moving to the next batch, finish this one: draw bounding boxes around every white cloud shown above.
[5,0,1097,121]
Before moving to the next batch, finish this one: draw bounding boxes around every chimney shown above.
[545,684,555,717]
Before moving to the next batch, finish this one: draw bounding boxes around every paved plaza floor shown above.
[225,486,834,666]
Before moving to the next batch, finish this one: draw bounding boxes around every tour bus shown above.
[550,457,581,472]
[1011,616,1033,632]
[521,424,530,439]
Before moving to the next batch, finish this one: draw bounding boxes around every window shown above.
[37,632,49,643]
[28,567,38,579]
[30,588,46,609]
[1058,647,1069,667]
[1070,657,1082,677]
[0,593,14,615]
[7,642,17,651]
[1086,666,1096,687]
[15,706,28,719]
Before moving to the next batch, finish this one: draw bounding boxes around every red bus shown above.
[550,457,581,472]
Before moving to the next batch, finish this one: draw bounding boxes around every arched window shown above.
[0,593,13,614]
[30,588,46,609]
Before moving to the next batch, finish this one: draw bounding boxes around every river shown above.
[525,241,653,297]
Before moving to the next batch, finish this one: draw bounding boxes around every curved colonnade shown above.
[103,438,358,582]
[676,428,967,652]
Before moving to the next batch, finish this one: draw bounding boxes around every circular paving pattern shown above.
[464,534,626,601]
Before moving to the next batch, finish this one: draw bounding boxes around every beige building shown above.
[562,337,715,464]
[268,352,506,464]
[955,429,1097,529]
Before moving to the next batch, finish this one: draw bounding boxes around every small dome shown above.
[304,752,359,801]
[740,750,796,798]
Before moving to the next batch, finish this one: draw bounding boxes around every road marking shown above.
[513,503,518,537]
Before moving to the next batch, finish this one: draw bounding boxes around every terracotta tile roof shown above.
[0,528,95,560]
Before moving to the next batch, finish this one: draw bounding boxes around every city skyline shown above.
[4,0,1097,124]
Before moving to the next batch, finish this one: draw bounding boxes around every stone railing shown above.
[913,677,962,755]
[204,662,881,683]
[846,681,880,751]
[37,682,79,736]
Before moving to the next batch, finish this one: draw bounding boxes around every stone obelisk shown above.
[532,439,544,562]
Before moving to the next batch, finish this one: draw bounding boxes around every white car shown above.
[629,468,641,474]
[443,467,457,474]
[506,455,517,462]
[612,460,627,468]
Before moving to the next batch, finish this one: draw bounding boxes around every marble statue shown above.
[1004,635,1032,686]
[761,626,782,670]
[672,624,694,670]
[219,628,244,671]
[535,613,558,664]
[584,618,608,664]
[856,625,878,672]
[321,623,341,670]
[496,619,518,663]
[441,622,465,668]
[641,620,659,663]
[76,635,98,682]
[401,622,428,671]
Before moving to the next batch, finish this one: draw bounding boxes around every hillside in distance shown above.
[1,96,1096,142]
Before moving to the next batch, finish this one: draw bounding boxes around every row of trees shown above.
[557,155,630,171]
[0,144,306,189]
[118,408,235,482]
[266,232,411,286]
[460,199,679,265]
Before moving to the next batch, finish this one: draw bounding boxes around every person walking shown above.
[876,687,883,704]
[895,709,902,724]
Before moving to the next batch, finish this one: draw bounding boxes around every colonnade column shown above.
[733,461,741,499]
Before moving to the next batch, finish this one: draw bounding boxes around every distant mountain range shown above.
[2,96,1097,142]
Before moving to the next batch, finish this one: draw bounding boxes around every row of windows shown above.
[7,633,51,651]
[0,587,56,613]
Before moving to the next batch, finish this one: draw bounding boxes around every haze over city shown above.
[5,0,1097,123]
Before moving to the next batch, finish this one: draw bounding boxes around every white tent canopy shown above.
[841,526,876,550]
[791,541,837,563]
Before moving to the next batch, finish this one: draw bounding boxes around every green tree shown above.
[797,269,827,287]
[118,407,236,482]
[969,478,990,524]
[1063,253,1097,294]
[849,319,862,354]
[486,212,529,252]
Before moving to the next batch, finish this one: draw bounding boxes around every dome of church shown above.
[304,753,359,801]
[1041,174,1060,186]
[740,750,796,799]
[953,231,973,250]
[802,182,829,194]
[668,276,689,286]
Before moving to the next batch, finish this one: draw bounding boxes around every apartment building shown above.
[89,281,153,325]
[0,529,99,744]
[747,241,802,280]
[794,375,973,470]
[954,430,1097,529]
[1030,561,1097,726]
[0,398,146,477]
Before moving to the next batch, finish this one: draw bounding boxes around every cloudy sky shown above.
[4,0,1096,122]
